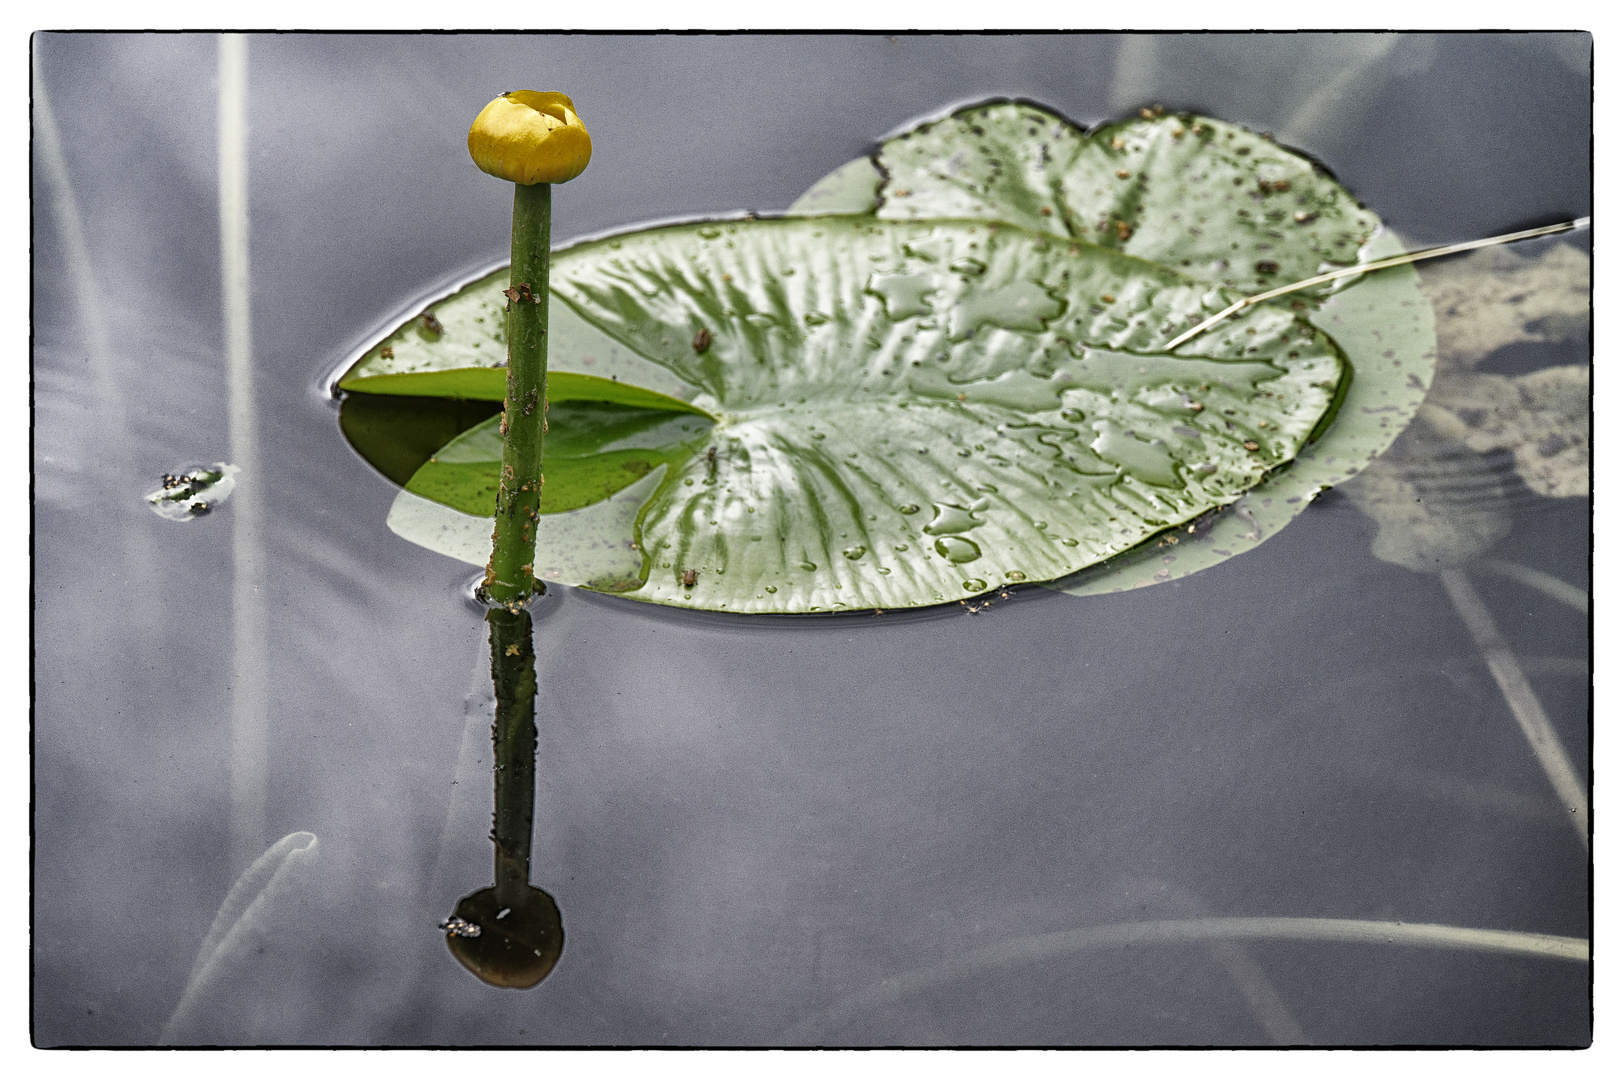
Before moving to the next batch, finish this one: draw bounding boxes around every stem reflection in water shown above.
[441,605,563,989]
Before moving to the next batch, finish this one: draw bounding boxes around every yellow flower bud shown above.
[468,91,592,185]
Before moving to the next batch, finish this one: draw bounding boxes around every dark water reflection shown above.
[32,33,1589,1046]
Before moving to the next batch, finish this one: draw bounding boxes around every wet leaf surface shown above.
[544,216,1343,611]
[876,101,1378,295]
[1058,228,1435,595]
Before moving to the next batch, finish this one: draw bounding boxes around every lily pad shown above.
[346,101,1432,613]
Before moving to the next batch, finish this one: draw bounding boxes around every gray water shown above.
[32,32,1590,1046]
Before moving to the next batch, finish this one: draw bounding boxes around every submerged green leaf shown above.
[406,400,714,517]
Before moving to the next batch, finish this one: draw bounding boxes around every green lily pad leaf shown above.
[542,215,1345,612]
[369,103,1435,612]
[337,265,704,405]
[1057,228,1437,595]
[876,100,1378,297]
[405,399,715,517]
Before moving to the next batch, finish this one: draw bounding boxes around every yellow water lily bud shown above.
[468,91,592,185]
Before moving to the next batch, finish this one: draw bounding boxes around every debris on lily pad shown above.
[145,463,239,521]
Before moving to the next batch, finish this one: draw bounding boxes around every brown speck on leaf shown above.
[505,644,521,656]
[422,313,444,335]
[682,568,698,587]
[1243,440,1260,451]
[379,345,394,359]
[1255,260,1280,275]
[1039,206,1053,216]
[1116,169,1130,179]
[1188,401,1204,411]
[1110,137,1125,150]
[1294,211,1318,224]
[692,328,713,354]
[1101,294,1116,303]
[721,273,732,281]
[1115,220,1133,241]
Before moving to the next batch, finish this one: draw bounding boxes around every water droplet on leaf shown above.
[934,536,982,563]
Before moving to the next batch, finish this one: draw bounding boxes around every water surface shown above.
[32,32,1590,1046]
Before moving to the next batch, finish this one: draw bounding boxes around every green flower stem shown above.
[484,181,552,607]
[488,607,537,906]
